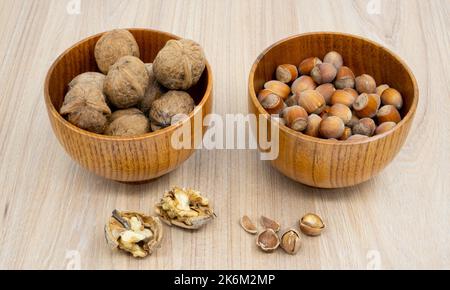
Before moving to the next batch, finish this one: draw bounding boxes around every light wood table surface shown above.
[0,0,449,270]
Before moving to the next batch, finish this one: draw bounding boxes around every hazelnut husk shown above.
[153,39,206,90]
[291,76,317,96]
[95,29,140,74]
[69,72,106,91]
[280,229,301,255]
[60,83,111,134]
[310,63,337,84]
[355,74,376,94]
[149,90,195,127]
[334,66,355,89]
[298,57,322,75]
[104,55,149,109]
[323,51,343,70]
[138,63,165,114]
[256,229,280,252]
[299,213,325,236]
[304,114,322,137]
[319,116,345,139]
[298,90,326,114]
[105,108,150,136]
[352,118,376,136]
[276,64,298,83]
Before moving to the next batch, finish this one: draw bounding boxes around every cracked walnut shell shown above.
[149,90,195,127]
[105,210,163,258]
[155,187,215,230]
[105,108,150,136]
[153,39,206,90]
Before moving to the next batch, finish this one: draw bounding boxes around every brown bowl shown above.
[249,32,418,188]
[44,28,213,182]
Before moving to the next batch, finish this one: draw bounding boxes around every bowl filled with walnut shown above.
[44,28,213,182]
[248,32,418,188]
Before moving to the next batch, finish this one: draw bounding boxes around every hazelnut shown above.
[347,134,370,141]
[298,90,326,114]
[352,118,376,137]
[340,127,353,140]
[138,63,165,114]
[258,89,286,115]
[276,64,298,83]
[316,83,336,105]
[347,113,360,129]
[105,108,150,136]
[381,88,403,110]
[320,105,331,119]
[329,103,352,125]
[304,114,322,137]
[291,76,317,96]
[264,80,291,100]
[323,51,344,69]
[104,55,149,109]
[299,213,325,236]
[377,105,401,124]
[310,63,337,84]
[153,39,206,90]
[355,74,376,94]
[260,216,281,232]
[94,29,140,74]
[150,91,195,127]
[353,93,380,118]
[375,122,397,135]
[298,57,322,75]
[343,88,359,99]
[330,90,356,107]
[282,106,308,132]
[334,66,355,89]
[376,84,390,96]
[319,116,345,139]
[256,229,280,253]
[240,215,257,234]
[285,94,298,107]
[280,229,301,255]
[68,72,105,91]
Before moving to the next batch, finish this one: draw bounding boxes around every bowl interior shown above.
[250,32,417,120]
[47,28,209,115]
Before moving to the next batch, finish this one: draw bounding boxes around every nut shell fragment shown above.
[240,215,257,234]
[256,229,280,252]
[280,229,301,255]
[260,216,281,232]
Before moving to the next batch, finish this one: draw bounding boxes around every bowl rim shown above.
[248,31,419,145]
[44,28,213,141]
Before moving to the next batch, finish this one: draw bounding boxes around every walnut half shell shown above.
[155,187,215,230]
[105,210,163,258]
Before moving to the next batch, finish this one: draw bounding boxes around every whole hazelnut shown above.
[298,57,322,75]
[355,74,377,94]
[298,90,326,114]
[334,66,355,89]
[69,72,105,91]
[353,93,380,118]
[347,134,370,141]
[153,39,206,90]
[94,29,140,74]
[138,63,165,114]
[343,88,359,99]
[329,103,352,125]
[304,114,322,137]
[291,76,317,96]
[381,88,403,110]
[299,213,325,236]
[282,106,308,132]
[323,51,344,69]
[376,84,390,97]
[347,113,360,129]
[352,118,376,137]
[104,55,149,109]
[258,89,286,115]
[285,94,298,107]
[320,105,331,119]
[105,108,150,136]
[319,116,345,139]
[276,64,298,83]
[340,127,353,140]
[150,91,195,127]
[264,80,291,100]
[316,83,336,105]
[375,122,397,135]
[310,63,337,84]
[377,105,401,124]
[330,90,356,107]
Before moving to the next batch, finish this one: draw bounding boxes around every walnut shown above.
[105,210,163,258]
[94,29,140,74]
[60,83,111,134]
[149,90,195,127]
[153,39,206,90]
[155,187,215,230]
[105,108,150,136]
[138,63,165,114]
[104,56,149,109]
[68,72,105,91]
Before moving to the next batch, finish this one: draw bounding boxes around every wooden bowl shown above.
[248,32,418,188]
[44,28,213,182]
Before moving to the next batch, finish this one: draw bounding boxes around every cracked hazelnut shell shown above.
[256,229,280,252]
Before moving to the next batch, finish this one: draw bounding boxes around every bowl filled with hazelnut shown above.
[248,32,418,188]
[44,28,213,182]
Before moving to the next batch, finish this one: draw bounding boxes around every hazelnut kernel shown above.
[319,116,345,139]
[299,213,325,236]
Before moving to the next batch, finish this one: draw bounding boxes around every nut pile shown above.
[60,29,206,136]
[240,213,325,255]
[258,51,405,140]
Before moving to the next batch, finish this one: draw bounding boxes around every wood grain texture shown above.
[0,0,449,269]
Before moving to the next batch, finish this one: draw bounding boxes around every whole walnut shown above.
[60,83,111,134]
[104,56,149,109]
[105,108,150,136]
[69,72,105,90]
[138,63,165,114]
[149,91,195,127]
[94,29,140,74]
[153,39,206,90]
